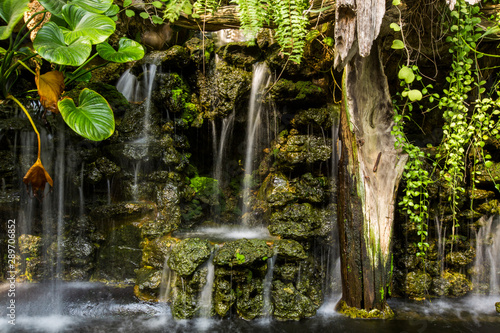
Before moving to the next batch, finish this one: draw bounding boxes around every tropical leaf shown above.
[33,22,91,66]
[61,4,115,44]
[71,0,113,13]
[96,37,145,63]
[35,70,65,113]
[38,0,67,17]
[0,0,29,40]
[58,88,115,141]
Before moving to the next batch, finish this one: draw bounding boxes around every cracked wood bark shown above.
[337,41,407,313]
[338,43,406,310]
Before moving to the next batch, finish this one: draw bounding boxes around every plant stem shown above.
[16,60,36,76]
[7,94,41,159]
[65,61,110,86]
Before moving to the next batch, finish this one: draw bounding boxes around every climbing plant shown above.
[392,0,500,257]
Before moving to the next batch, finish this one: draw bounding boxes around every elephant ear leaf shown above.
[61,4,115,44]
[58,88,115,141]
[0,0,29,40]
[96,37,145,63]
[33,21,91,66]
[71,0,113,14]
[38,0,67,18]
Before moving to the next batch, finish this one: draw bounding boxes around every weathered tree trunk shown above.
[336,41,407,317]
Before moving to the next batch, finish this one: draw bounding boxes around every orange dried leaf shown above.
[35,70,65,113]
[23,158,53,197]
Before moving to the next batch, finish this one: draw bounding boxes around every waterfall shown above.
[262,254,277,318]
[214,111,235,186]
[241,63,271,225]
[159,255,176,303]
[199,249,216,319]
[473,215,500,294]
[116,64,157,202]
[435,216,446,275]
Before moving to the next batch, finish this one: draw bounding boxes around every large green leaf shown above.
[38,0,67,17]
[0,0,29,40]
[61,4,115,44]
[96,38,145,63]
[39,0,112,16]
[71,0,113,13]
[33,22,91,66]
[58,88,115,141]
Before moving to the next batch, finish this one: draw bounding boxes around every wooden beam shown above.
[172,0,337,31]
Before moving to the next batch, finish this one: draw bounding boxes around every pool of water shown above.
[0,283,498,333]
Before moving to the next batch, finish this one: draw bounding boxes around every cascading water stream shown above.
[116,64,157,202]
[262,253,277,318]
[473,215,500,294]
[199,248,217,319]
[241,63,271,225]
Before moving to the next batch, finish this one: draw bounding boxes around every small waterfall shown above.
[78,163,85,217]
[473,215,500,294]
[132,162,141,202]
[159,255,176,303]
[116,69,138,102]
[213,112,235,186]
[262,254,277,318]
[199,249,217,318]
[435,216,446,274]
[117,64,158,202]
[241,63,271,225]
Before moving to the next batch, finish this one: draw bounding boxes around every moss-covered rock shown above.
[185,37,214,65]
[336,300,394,319]
[213,274,236,317]
[274,263,299,281]
[198,61,252,118]
[18,234,41,257]
[404,271,431,298]
[291,105,339,129]
[445,249,475,267]
[277,134,332,165]
[141,236,179,268]
[271,280,317,320]
[168,238,212,276]
[269,79,325,108]
[268,203,333,240]
[236,279,264,320]
[217,42,261,70]
[213,239,272,267]
[172,288,198,319]
[273,239,307,260]
[135,266,163,301]
[496,302,500,313]
[93,223,142,283]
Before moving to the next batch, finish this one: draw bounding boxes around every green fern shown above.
[163,0,193,22]
[269,0,309,64]
[193,0,223,17]
[231,0,269,41]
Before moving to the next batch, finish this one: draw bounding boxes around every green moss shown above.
[167,238,212,276]
[336,300,394,319]
[214,239,272,267]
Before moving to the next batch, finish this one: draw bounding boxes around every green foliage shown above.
[438,1,483,236]
[231,0,268,41]
[0,0,29,40]
[268,0,309,64]
[96,37,145,63]
[392,0,500,257]
[58,88,115,141]
[236,252,246,264]
[392,65,434,259]
[33,22,92,66]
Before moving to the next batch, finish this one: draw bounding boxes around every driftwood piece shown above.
[337,41,407,313]
[172,0,336,31]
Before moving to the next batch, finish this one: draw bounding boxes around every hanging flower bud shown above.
[23,158,53,198]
